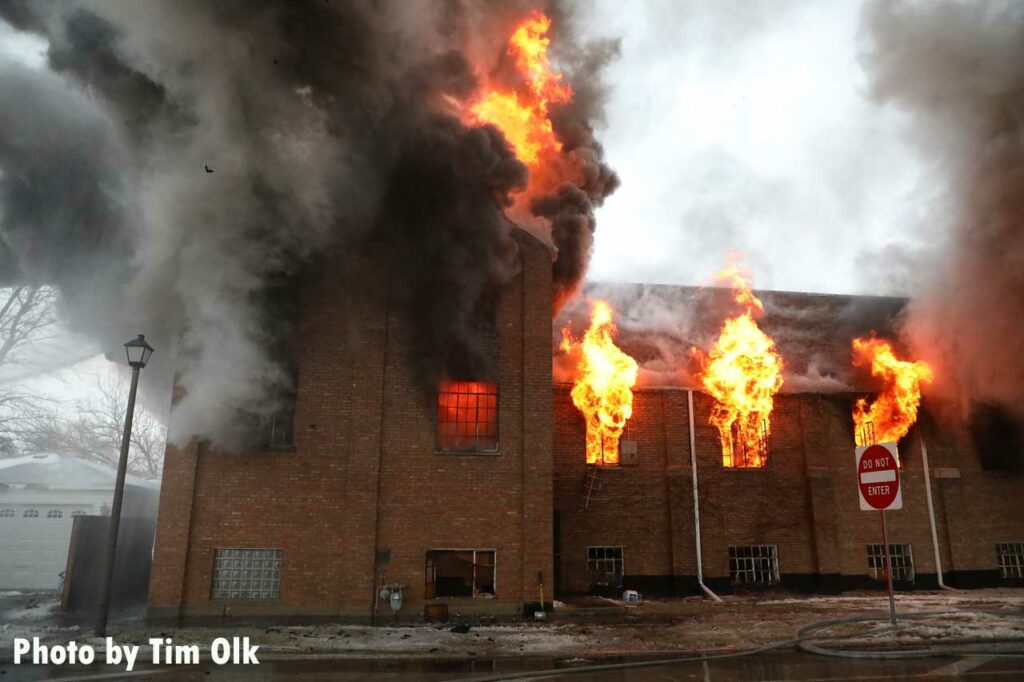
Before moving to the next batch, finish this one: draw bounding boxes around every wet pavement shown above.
[3,651,1024,681]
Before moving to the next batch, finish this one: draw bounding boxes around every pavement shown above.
[2,589,1023,680]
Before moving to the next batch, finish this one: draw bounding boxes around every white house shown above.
[0,453,159,590]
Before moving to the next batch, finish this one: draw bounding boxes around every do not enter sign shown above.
[855,442,903,511]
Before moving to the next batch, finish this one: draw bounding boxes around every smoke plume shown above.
[860,0,1024,418]
[0,0,618,446]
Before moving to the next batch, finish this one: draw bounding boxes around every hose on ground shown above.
[450,611,1024,682]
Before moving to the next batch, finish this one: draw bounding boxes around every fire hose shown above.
[448,611,1024,682]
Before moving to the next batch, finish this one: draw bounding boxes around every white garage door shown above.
[0,505,88,590]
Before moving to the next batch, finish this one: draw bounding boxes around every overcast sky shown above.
[578,0,930,295]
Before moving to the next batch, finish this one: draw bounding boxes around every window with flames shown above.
[724,420,769,469]
[436,381,498,452]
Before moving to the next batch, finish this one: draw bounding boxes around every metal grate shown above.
[437,381,499,451]
[997,543,1024,579]
[587,546,624,588]
[729,545,780,585]
[867,543,914,582]
[724,420,769,468]
[211,548,282,599]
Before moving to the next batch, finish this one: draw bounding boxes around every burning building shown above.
[149,262,1024,621]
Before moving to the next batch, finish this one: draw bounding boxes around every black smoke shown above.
[0,0,618,446]
[861,0,1024,421]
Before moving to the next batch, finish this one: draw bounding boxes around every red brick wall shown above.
[149,229,553,621]
[553,386,1024,593]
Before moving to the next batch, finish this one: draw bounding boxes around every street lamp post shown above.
[95,334,154,637]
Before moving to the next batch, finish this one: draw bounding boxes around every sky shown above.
[578,0,930,295]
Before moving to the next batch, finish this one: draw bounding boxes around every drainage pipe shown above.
[919,430,956,591]
[688,389,722,602]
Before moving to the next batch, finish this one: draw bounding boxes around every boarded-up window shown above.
[437,381,498,452]
[425,550,496,598]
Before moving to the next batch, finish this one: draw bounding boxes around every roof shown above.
[554,283,908,393]
[0,453,160,491]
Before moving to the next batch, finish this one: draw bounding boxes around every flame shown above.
[468,11,571,166]
[561,300,639,466]
[693,265,784,468]
[852,337,933,447]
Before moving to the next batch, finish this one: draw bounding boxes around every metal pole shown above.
[880,510,897,626]
[95,366,140,637]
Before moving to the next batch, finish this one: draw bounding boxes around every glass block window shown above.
[46,510,63,519]
[437,381,498,452]
[211,548,282,599]
[729,545,780,585]
[0,509,14,518]
[23,509,39,518]
[587,546,625,588]
[867,543,914,582]
[997,543,1024,579]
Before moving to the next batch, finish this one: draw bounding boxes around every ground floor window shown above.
[211,548,282,599]
[997,543,1024,579]
[867,543,914,582]
[729,545,780,585]
[587,546,624,588]
[425,550,495,598]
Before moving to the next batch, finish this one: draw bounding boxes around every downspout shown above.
[919,430,955,591]
[688,389,722,602]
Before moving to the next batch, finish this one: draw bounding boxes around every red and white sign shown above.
[856,442,902,511]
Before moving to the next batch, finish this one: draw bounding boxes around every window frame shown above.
[587,546,625,588]
[23,509,39,519]
[996,542,1024,580]
[867,543,915,582]
[728,544,781,585]
[46,510,63,519]
[210,548,283,600]
[0,509,14,518]
[435,381,500,454]
[424,548,497,599]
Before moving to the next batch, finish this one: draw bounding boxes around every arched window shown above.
[0,509,14,518]
[47,510,63,519]
[70,511,88,517]
[23,509,39,518]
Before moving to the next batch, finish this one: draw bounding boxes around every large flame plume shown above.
[852,337,933,447]
[468,10,571,167]
[561,300,639,466]
[693,265,784,468]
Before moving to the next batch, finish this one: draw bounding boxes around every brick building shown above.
[149,232,1024,622]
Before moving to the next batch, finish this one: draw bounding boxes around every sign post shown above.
[856,441,902,626]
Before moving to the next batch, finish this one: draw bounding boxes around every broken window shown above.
[867,543,914,582]
[618,420,638,466]
[729,545,780,585]
[425,550,496,598]
[263,409,295,449]
[587,546,624,589]
[436,381,498,452]
[211,548,282,599]
[970,403,1023,473]
[997,543,1024,580]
